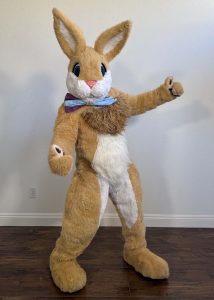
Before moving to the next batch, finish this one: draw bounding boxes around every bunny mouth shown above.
[66,71,112,101]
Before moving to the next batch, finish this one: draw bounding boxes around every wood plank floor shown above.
[0,227,213,299]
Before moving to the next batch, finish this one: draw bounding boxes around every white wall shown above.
[0,0,214,227]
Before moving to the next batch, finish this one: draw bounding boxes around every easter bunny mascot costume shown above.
[48,8,184,293]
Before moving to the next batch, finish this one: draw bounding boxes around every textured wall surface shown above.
[0,0,214,226]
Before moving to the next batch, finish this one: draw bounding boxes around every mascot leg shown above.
[50,163,104,293]
[110,164,169,279]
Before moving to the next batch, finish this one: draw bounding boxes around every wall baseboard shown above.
[0,213,214,227]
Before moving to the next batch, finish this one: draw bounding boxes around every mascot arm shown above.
[112,77,183,117]
[48,104,78,176]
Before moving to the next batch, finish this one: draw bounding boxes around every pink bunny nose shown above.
[85,80,97,88]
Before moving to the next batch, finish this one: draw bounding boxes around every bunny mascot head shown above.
[48,8,184,293]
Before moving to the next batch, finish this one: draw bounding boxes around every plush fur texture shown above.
[53,8,86,57]
[94,20,132,61]
[97,176,109,224]
[50,161,101,292]
[81,97,130,134]
[49,8,184,293]
[119,164,169,279]
[110,170,138,228]
[92,133,131,183]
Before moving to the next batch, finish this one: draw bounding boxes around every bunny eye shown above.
[72,63,80,77]
[101,63,107,76]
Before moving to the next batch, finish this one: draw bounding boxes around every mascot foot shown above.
[50,254,86,293]
[123,247,169,279]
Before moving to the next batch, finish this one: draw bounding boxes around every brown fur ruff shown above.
[81,97,130,135]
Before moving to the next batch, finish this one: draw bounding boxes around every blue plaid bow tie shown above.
[64,93,117,113]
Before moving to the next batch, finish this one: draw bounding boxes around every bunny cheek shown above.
[66,71,112,100]
[66,72,91,99]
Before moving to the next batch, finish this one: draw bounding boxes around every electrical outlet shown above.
[29,187,37,199]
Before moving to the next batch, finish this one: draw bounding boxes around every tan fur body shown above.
[48,8,184,293]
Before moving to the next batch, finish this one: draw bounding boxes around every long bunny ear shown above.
[52,8,86,58]
[94,20,132,62]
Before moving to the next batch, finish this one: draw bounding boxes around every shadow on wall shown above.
[0,71,70,218]
[128,98,212,218]
[112,61,213,218]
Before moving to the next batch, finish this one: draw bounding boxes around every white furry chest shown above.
[92,133,130,183]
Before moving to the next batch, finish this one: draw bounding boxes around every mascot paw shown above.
[50,255,86,293]
[124,247,169,279]
[48,144,72,176]
[164,76,184,97]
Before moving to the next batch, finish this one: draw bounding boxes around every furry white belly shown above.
[92,133,131,183]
